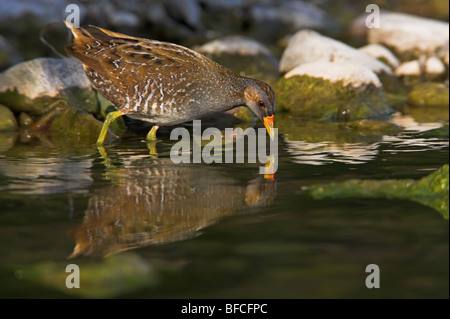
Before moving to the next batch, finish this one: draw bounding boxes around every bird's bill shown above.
[264,115,275,140]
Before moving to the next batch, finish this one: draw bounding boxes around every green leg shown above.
[97,110,122,146]
[146,125,159,142]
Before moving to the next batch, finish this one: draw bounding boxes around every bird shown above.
[64,21,276,146]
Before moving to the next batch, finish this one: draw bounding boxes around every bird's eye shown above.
[258,100,265,108]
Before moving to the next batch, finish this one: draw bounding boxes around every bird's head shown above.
[243,79,276,140]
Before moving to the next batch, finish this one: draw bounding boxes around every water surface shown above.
[0,113,448,298]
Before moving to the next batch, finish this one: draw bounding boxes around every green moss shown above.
[0,104,18,131]
[307,164,449,219]
[205,52,280,87]
[274,75,392,122]
[409,104,449,124]
[416,125,449,139]
[49,108,104,144]
[408,82,449,108]
[0,86,99,115]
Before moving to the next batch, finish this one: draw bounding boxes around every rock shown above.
[0,103,18,131]
[48,108,107,144]
[196,36,279,85]
[416,125,449,139]
[395,60,421,77]
[307,164,449,219]
[285,61,382,88]
[274,68,392,121]
[367,12,449,59]
[358,44,400,69]
[19,112,33,128]
[424,56,446,81]
[408,82,449,108]
[195,36,272,56]
[279,29,392,75]
[0,58,97,115]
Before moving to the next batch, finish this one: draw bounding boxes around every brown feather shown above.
[64,22,250,126]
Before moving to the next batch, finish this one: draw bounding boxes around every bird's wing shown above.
[65,22,220,113]
[65,23,210,82]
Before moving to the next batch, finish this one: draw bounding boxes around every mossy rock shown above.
[307,164,449,219]
[204,52,280,87]
[416,125,449,139]
[408,82,449,108]
[0,58,98,115]
[46,107,118,145]
[0,103,18,131]
[274,75,392,121]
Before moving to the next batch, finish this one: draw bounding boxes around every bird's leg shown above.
[97,110,123,146]
[146,125,159,142]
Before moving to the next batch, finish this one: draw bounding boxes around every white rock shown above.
[195,36,272,56]
[368,12,449,58]
[424,56,446,75]
[284,61,382,88]
[279,29,392,75]
[358,44,400,69]
[395,60,421,77]
[0,58,90,100]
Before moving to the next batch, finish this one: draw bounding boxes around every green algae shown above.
[416,125,449,139]
[307,164,449,219]
[408,82,449,108]
[49,108,104,144]
[0,86,98,116]
[205,52,280,86]
[274,75,392,121]
[0,103,18,131]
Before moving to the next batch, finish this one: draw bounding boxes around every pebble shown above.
[424,56,446,76]
[395,60,421,77]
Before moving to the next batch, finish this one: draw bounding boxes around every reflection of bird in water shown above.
[69,160,276,257]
